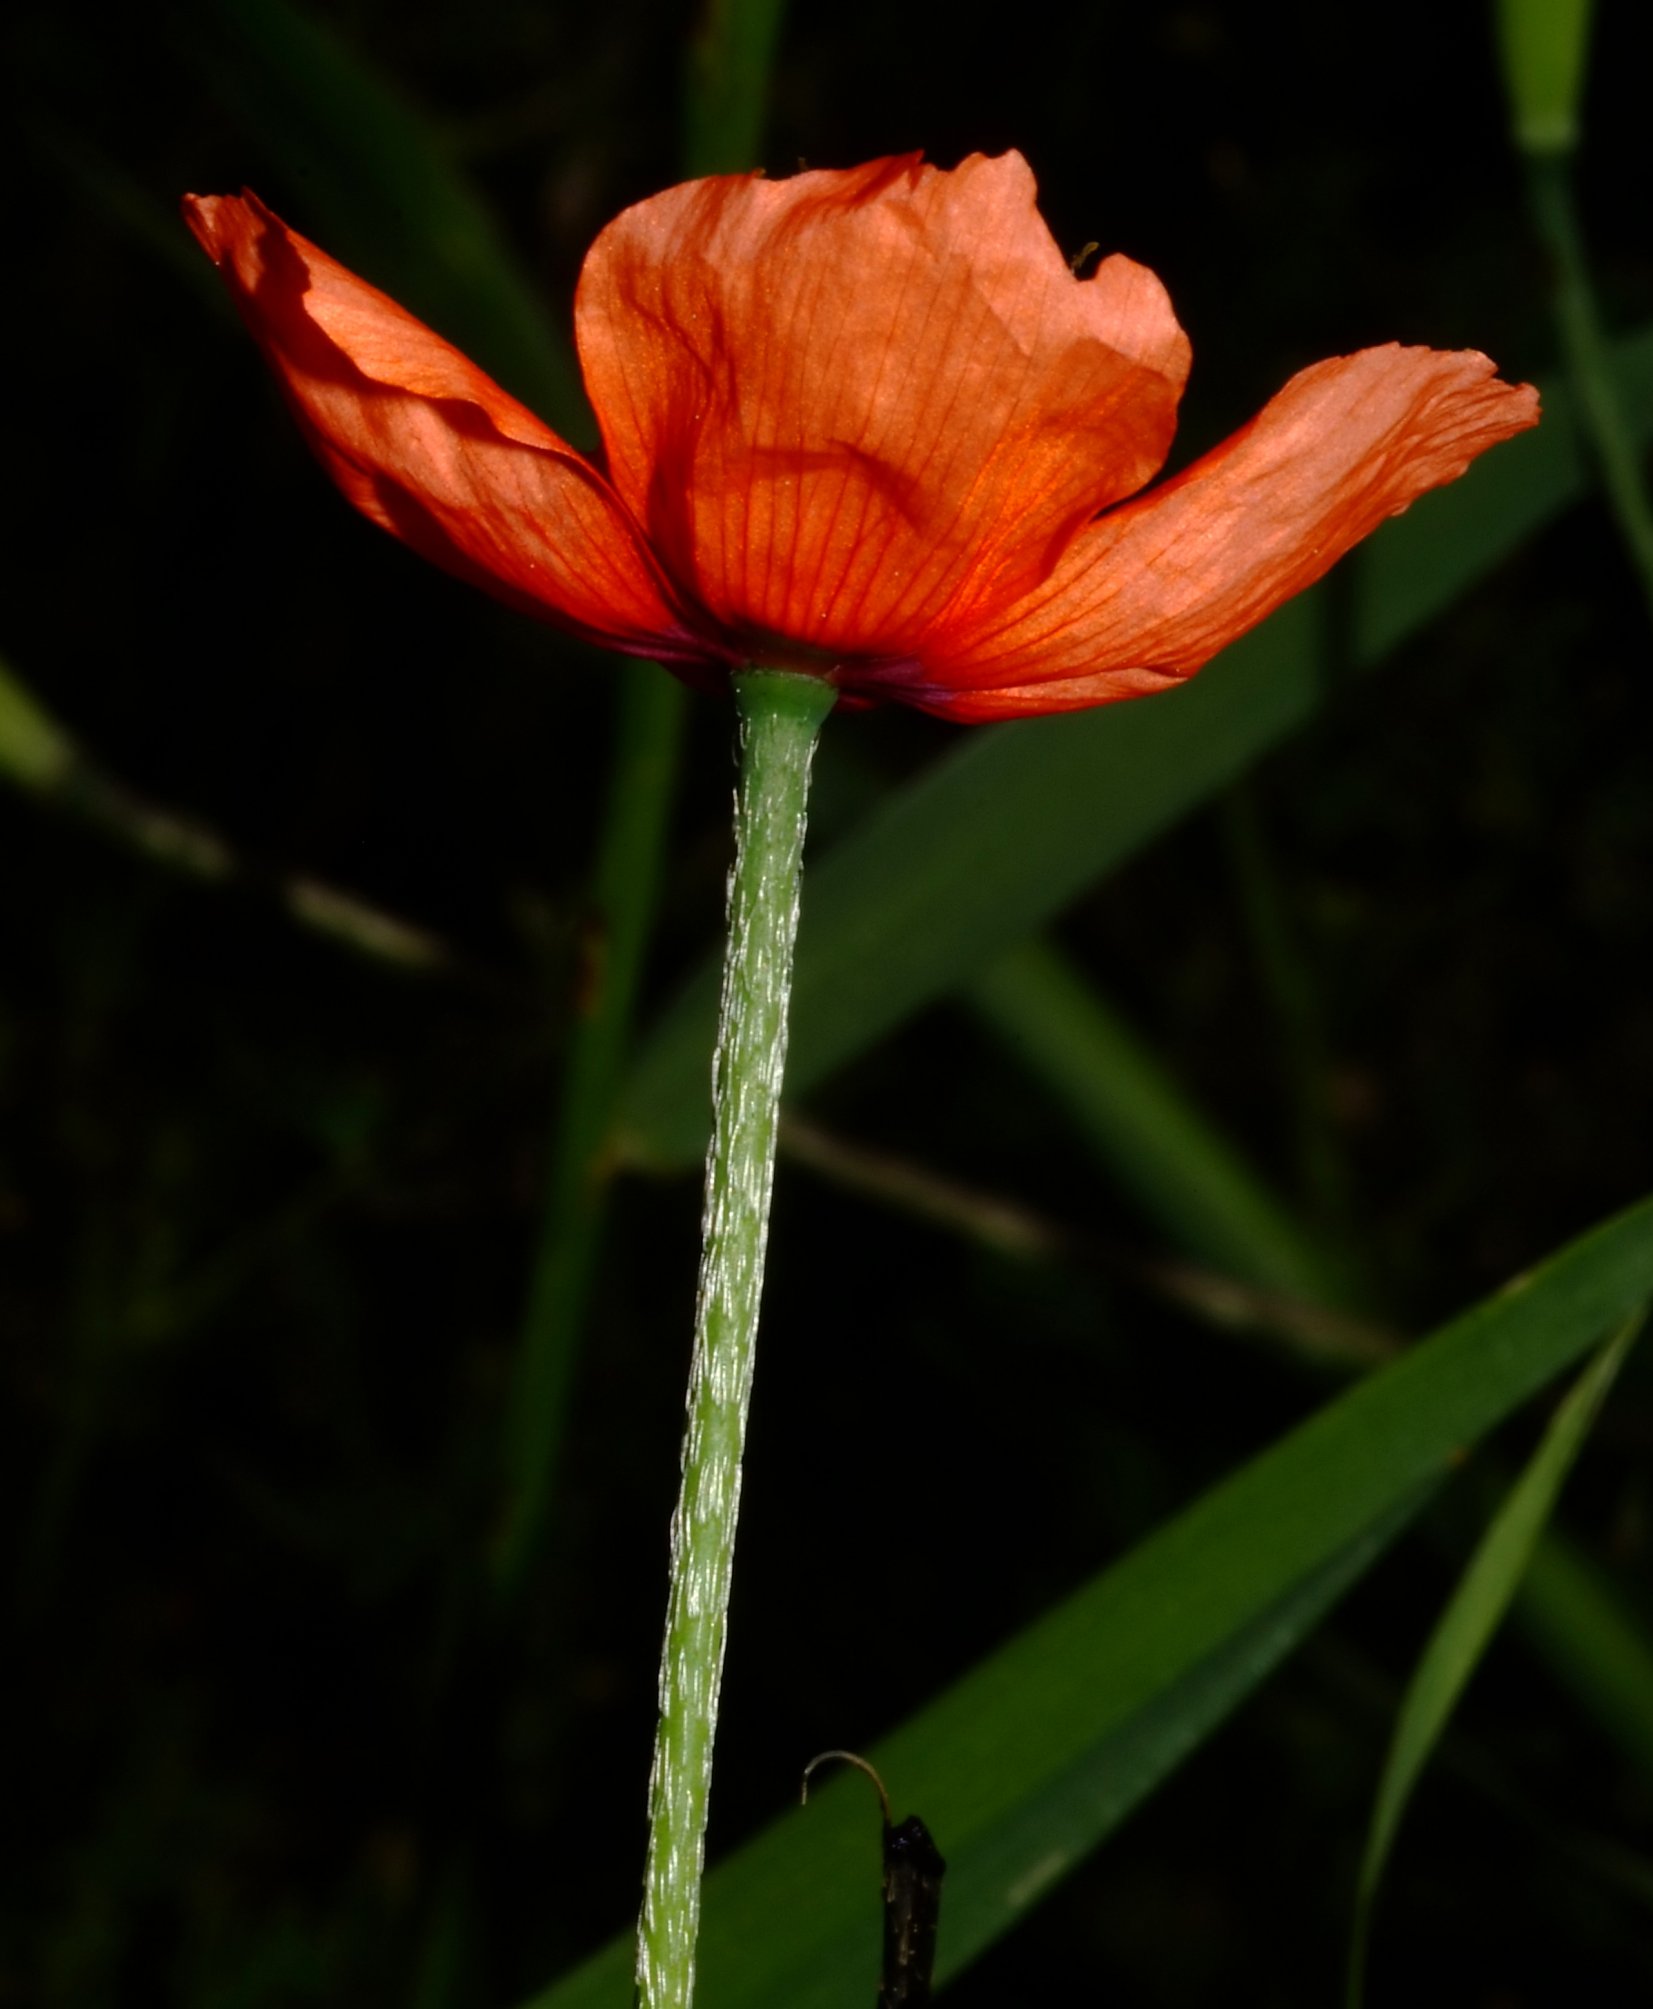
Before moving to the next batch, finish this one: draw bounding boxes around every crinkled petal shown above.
[183,193,703,661]
[889,345,1539,718]
[574,151,1190,662]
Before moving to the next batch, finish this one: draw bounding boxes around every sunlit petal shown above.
[185,193,704,662]
[575,152,1190,660]
[900,345,1541,712]
[189,165,1535,721]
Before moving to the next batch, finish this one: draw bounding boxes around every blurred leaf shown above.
[1514,1525,1653,1781]
[619,328,1653,1167]
[31,120,221,292]
[1347,1305,1645,2008]
[970,938,1352,1305]
[1520,154,1653,628]
[684,0,790,176]
[0,650,78,792]
[528,1193,1653,2009]
[1496,0,1595,153]
[492,666,687,1599]
[186,0,589,433]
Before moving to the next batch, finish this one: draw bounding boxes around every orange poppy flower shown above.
[184,152,1536,723]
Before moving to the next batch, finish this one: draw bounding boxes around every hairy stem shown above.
[635,667,836,2009]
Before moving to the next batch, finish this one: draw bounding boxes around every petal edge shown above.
[185,193,703,662]
[907,344,1539,708]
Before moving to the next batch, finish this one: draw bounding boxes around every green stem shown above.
[493,663,687,1602]
[635,667,836,2009]
[1525,151,1653,629]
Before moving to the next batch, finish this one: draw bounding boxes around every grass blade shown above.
[969,940,1653,1784]
[1514,1529,1653,1782]
[1346,1304,1646,2007]
[969,938,1353,1305]
[526,1194,1653,2009]
[969,941,1653,1794]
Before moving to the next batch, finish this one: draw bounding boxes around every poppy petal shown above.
[183,193,704,662]
[574,151,1191,663]
[896,344,1540,718]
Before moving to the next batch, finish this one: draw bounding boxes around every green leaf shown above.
[525,1194,1653,2009]
[964,940,1653,1790]
[619,330,1653,1170]
[1347,1304,1645,2008]
[969,938,1351,1306]
[966,942,1653,1793]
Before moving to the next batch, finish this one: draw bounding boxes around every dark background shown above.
[4,1,1653,2003]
